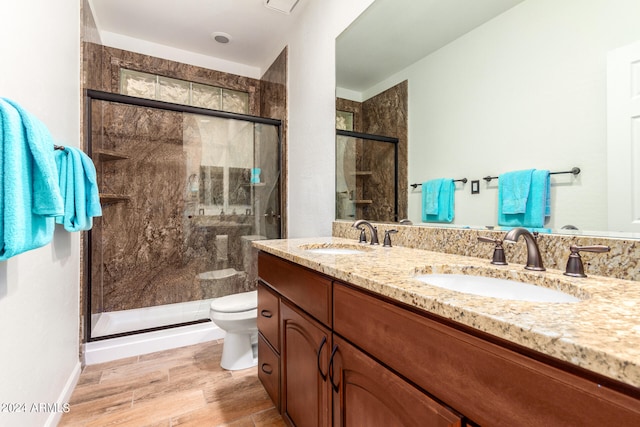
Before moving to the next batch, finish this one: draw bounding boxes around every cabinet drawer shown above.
[258,333,280,411]
[333,282,640,426]
[258,281,280,352]
[258,251,332,326]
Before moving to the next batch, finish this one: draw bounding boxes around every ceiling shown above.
[88,0,306,72]
[336,0,525,94]
[89,0,524,90]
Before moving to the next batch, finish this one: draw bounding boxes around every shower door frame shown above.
[84,89,282,342]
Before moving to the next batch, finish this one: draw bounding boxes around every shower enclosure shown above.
[85,90,282,341]
[336,130,399,222]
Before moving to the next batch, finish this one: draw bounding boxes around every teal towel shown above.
[0,98,64,261]
[500,169,534,214]
[422,178,455,223]
[423,178,443,215]
[498,169,550,228]
[55,146,102,231]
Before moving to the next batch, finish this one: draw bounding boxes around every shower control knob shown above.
[262,207,281,224]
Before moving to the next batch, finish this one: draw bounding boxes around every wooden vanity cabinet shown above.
[331,334,462,427]
[333,282,640,426]
[258,251,640,426]
[258,252,333,427]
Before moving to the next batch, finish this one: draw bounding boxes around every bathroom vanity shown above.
[255,237,640,426]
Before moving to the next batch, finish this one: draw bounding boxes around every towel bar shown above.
[410,178,467,189]
[54,144,65,151]
[483,167,580,183]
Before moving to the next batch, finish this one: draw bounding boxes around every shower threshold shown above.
[85,299,224,365]
[91,298,215,338]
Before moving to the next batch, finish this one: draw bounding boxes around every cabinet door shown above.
[332,335,462,427]
[281,300,332,427]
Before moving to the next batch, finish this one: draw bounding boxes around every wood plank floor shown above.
[59,339,286,427]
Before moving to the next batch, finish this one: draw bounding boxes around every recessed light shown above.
[211,32,231,44]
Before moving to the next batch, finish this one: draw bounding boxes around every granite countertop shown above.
[253,236,640,389]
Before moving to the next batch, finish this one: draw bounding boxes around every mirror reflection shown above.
[336,0,640,237]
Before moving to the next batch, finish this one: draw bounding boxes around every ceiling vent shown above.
[264,0,299,14]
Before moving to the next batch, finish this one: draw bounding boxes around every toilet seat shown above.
[210,290,257,313]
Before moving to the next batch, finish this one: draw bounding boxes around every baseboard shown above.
[44,361,81,427]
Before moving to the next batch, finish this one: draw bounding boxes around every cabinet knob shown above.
[260,309,273,318]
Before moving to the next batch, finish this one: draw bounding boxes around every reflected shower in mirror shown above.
[336,0,640,237]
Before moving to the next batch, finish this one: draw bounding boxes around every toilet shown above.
[210,290,258,370]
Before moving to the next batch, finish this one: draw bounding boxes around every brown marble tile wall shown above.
[82,43,287,313]
[85,46,262,116]
[336,81,408,222]
[333,221,640,282]
[260,48,288,237]
[81,0,103,340]
[362,81,408,221]
[92,103,197,311]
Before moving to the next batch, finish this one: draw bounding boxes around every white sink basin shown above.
[414,274,581,303]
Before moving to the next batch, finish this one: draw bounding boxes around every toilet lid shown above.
[210,290,257,313]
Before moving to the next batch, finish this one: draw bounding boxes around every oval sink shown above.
[414,274,581,303]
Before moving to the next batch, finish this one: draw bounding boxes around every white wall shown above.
[366,0,640,231]
[0,1,81,426]
[285,0,374,237]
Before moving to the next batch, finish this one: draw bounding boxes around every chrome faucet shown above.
[503,227,545,271]
[352,220,379,245]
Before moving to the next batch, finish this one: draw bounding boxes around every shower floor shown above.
[91,298,215,338]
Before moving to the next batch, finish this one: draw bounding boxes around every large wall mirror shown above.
[336,0,640,238]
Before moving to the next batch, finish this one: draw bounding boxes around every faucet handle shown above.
[478,236,508,265]
[356,226,367,244]
[383,229,398,247]
[564,245,610,278]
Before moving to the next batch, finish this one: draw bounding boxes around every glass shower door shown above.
[87,92,282,341]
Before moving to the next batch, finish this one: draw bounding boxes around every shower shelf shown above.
[99,193,131,204]
[93,149,129,162]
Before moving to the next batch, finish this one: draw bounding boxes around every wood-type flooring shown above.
[58,339,285,426]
